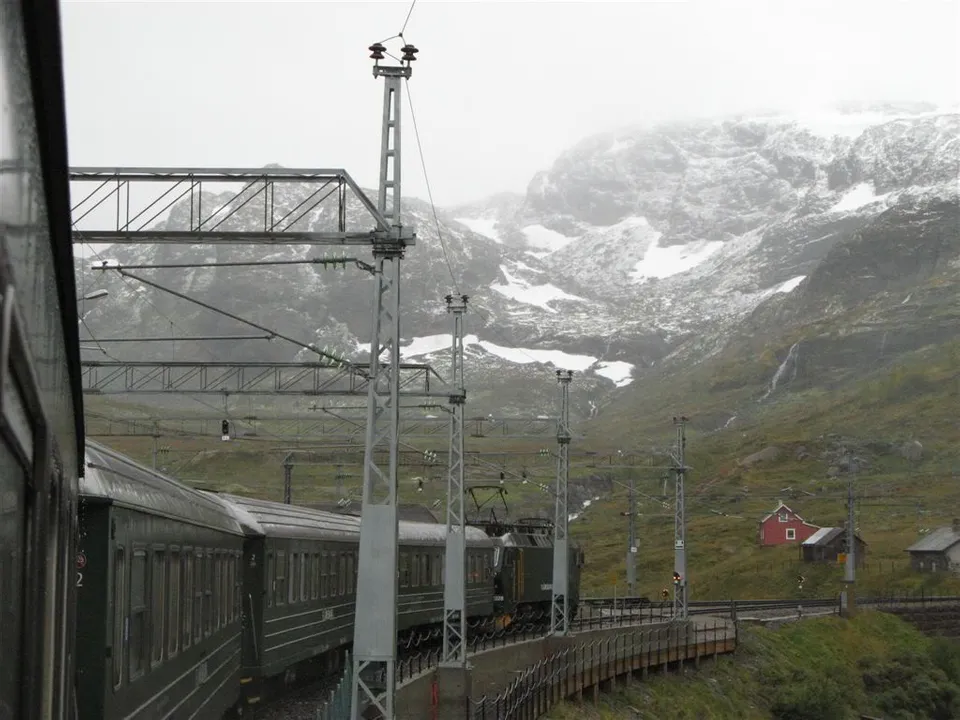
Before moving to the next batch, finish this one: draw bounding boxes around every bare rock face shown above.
[738,446,784,468]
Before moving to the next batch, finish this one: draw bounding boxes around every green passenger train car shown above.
[75,442,246,720]
[215,493,495,711]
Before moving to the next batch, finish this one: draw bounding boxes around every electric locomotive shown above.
[0,1,86,718]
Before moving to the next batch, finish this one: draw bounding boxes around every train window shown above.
[168,551,180,658]
[346,553,354,596]
[112,546,126,689]
[300,553,307,602]
[319,551,327,598]
[235,554,242,621]
[204,551,213,636]
[216,553,223,628]
[129,549,147,680]
[399,552,410,587]
[225,554,233,624]
[311,553,319,600]
[183,552,193,650]
[420,554,428,587]
[412,553,420,586]
[353,552,358,593]
[289,552,297,604]
[266,552,274,608]
[338,552,346,596]
[192,550,203,643]
[151,550,165,666]
[276,551,286,605]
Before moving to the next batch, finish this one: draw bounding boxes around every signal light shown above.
[499,471,505,485]
[673,571,682,585]
[221,419,230,441]
[417,478,424,493]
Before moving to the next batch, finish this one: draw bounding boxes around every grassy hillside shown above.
[569,336,960,600]
[84,332,960,600]
[547,611,960,719]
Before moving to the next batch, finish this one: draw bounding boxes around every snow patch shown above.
[521,224,576,253]
[594,361,634,388]
[491,265,586,313]
[606,138,635,155]
[477,339,597,371]
[829,182,893,214]
[630,236,724,282]
[455,216,502,243]
[774,275,806,294]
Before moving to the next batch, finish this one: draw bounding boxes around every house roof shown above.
[906,526,960,553]
[759,500,820,529]
[802,526,867,547]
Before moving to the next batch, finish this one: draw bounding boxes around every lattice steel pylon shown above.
[672,416,689,620]
[441,294,468,667]
[351,40,418,720]
[551,370,574,635]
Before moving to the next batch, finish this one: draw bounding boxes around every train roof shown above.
[215,493,493,547]
[81,441,245,535]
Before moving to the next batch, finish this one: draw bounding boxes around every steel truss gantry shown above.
[672,416,689,620]
[80,360,442,397]
[351,42,418,720]
[551,370,573,636]
[83,412,563,441]
[69,167,411,246]
[441,294,468,667]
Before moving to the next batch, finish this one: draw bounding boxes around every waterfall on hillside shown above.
[761,342,800,401]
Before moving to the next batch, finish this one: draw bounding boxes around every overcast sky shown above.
[61,0,959,207]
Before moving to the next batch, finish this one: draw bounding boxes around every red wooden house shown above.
[758,501,820,546]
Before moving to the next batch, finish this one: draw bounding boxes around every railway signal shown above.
[221,419,230,441]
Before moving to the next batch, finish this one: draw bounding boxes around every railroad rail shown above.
[581,594,960,616]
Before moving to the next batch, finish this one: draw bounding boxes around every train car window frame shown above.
[111,545,126,690]
[150,547,165,668]
[266,551,274,608]
[311,552,319,600]
[320,551,328,599]
[167,549,180,658]
[182,550,192,650]
[275,550,286,606]
[299,552,309,602]
[288,551,297,605]
[192,549,202,644]
[129,547,148,681]
[213,551,222,630]
[203,550,213,637]
[399,552,410,588]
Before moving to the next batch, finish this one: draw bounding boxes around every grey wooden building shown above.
[800,526,867,566]
[906,519,960,573]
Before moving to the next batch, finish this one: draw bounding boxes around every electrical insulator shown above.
[368,42,386,60]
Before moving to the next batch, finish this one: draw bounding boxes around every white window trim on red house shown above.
[786,528,796,540]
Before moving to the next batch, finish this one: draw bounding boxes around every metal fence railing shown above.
[315,651,352,720]
[468,619,733,720]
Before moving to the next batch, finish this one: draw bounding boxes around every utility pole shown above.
[551,370,573,635]
[441,294,468,667]
[283,453,293,504]
[843,456,857,616]
[672,416,689,620]
[351,39,419,720]
[626,474,637,596]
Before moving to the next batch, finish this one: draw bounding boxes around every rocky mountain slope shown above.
[76,102,960,423]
